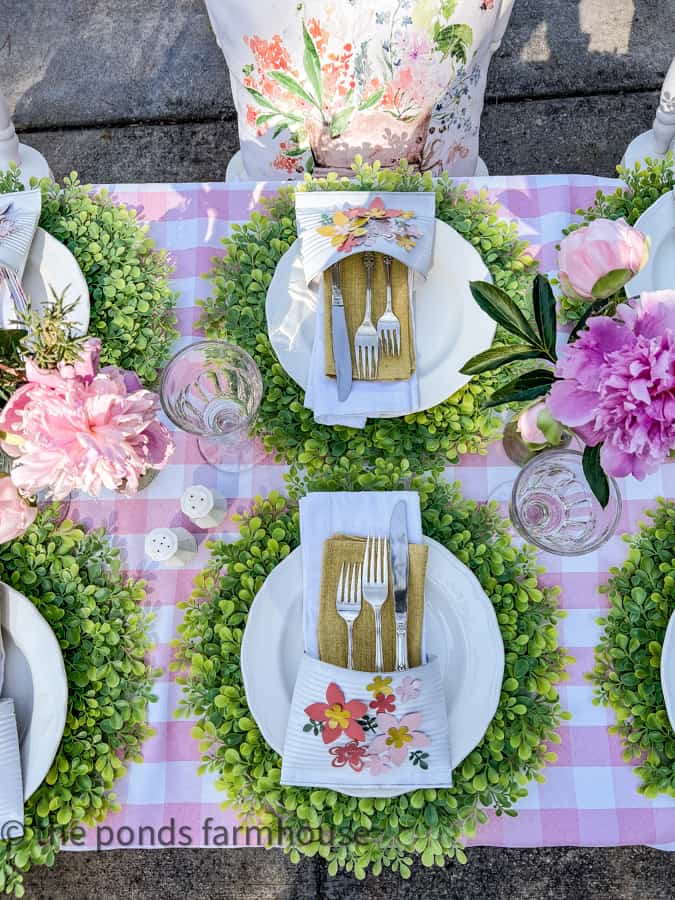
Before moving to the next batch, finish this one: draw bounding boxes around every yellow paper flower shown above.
[385,725,413,749]
[324,703,351,730]
[366,675,393,697]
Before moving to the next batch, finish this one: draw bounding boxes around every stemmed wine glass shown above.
[160,340,263,471]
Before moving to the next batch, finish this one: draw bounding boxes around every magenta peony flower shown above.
[547,290,675,479]
[558,218,648,301]
[0,475,36,544]
[0,343,174,500]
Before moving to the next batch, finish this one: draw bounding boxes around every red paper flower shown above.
[369,692,396,714]
[304,682,367,744]
[329,741,368,772]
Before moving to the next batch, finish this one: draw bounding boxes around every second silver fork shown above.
[377,255,401,356]
[362,535,389,672]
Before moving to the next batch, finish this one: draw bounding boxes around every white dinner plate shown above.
[1,227,90,333]
[241,537,505,798]
[265,220,495,415]
[627,190,675,295]
[0,582,68,799]
[661,610,675,732]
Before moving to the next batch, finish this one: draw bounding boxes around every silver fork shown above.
[377,255,401,356]
[362,536,389,672]
[335,561,362,670]
[354,252,378,379]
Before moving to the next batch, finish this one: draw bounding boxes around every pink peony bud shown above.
[0,475,36,544]
[517,402,548,445]
[558,218,648,301]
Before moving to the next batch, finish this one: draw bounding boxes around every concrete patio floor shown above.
[2,1,675,898]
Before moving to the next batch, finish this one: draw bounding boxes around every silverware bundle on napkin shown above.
[335,501,410,672]
[0,606,25,838]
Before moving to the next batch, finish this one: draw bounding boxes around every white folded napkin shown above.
[0,699,24,839]
[0,188,41,278]
[303,270,420,428]
[299,491,425,659]
[281,654,452,791]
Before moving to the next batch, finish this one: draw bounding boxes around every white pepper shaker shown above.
[144,527,197,568]
[180,485,228,529]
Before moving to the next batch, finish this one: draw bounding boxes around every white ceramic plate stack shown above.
[1,227,90,333]
[241,537,505,798]
[627,189,675,295]
[265,220,496,415]
[0,582,68,799]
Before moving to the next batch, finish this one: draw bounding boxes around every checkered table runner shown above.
[66,175,674,851]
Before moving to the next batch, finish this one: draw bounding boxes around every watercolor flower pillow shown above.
[204,0,515,179]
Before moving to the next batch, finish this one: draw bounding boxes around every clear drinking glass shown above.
[510,449,622,556]
[160,340,263,471]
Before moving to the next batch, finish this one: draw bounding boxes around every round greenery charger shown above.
[0,509,158,897]
[200,160,537,477]
[0,164,178,385]
[174,464,569,877]
[591,499,675,799]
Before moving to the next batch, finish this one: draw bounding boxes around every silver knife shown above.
[330,264,353,401]
[390,500,409,671]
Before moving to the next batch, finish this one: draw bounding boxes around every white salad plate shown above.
[0,582,68,799]
[241,536,505,798]
[627,189,675,295]
[265,220,495,415]
[1,227,90,333]
[661,610,675,732]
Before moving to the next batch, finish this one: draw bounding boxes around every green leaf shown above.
[245,86,282,113]
[330,107,355,137]
[591,268,632,300]
[359,88,384,111]
[532,274,558,360]
[482,369,556,409]
[460,344,542,376]
[469,281,541,347]
[582,443,610,508]
[270,71,320,110]
[568,299,609,343]
[302,21,323,108]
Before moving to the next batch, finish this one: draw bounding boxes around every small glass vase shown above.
[502,413,572,467]
[510,449,622,556]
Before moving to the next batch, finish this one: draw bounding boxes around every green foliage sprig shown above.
[199,159,537,477]
[173,465,569,878]
[0,508,159,896]
[0,167,179,386]
[590,499,675,799]
[559,153,675,322]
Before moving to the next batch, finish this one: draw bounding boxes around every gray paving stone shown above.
[18,88,659,184]
[2,0,672,130]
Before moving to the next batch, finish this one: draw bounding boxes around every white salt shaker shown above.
[180,485,228,529]
[145,527,197,568]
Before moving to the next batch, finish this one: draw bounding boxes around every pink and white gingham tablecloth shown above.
[66,175,675,852]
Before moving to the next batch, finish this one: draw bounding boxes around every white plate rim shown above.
[265,219,495,416]
[661,609,675,732]
[241,536,505,797]
[627,189,675,296]
[0,581,68,799]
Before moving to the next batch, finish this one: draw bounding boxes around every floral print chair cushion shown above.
[204,0,515,179]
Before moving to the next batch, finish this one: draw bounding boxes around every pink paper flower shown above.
[558,218,648,300]
[0,475,36,544]
[304,683,367,745]
[396,676,421,702]
[0,344,173,500]
[369,712,430,766]
[547,290,675,479]
[364,753,392,776]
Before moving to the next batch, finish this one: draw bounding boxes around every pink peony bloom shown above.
[0,343,174,500]
[0,475,36,544]
[558,218,648,301]
[369,712,430,766]
[547,290,675,479]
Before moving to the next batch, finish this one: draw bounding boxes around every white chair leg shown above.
[621,55,675,170]
[0,90,51,186]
